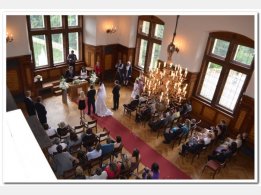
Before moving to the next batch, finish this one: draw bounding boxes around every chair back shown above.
[69,142,82,154]
[74,125,85,134]
[63,167,76,179]
[87,120,98,133]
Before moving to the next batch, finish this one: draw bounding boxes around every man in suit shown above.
[64,66,74,82]
[87,85,96,115]
[24,90,36,116]
[35,96,47,125]
[112,80,121,110]
[67,50,77,71]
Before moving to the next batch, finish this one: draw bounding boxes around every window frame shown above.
[134,16,164,72]
[196,31,254,115]
[27,15,83,69]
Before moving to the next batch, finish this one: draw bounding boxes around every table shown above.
[67,80,88,101]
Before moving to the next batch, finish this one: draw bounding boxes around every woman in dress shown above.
[95,82,113,117]
[131,78,140,99]
[78,91,86,119]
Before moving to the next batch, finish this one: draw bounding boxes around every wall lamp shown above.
[6,32,14,43]
[106,26,117,34]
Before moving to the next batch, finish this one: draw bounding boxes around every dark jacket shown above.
[24,97,36,116]
[65,70,74,82]
[112,85,121,97]
[87,89,96,102]
[35,102,47,124]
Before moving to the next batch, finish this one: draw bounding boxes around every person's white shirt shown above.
[46,127,57,137]
[48,143,67,155]
[88,171,108,179]
[203,137,211,145]
[80,70,88,79]
[86,149,102,160]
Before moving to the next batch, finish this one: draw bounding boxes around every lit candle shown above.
[185,68,188,78]
[160,95,162,102]
[167,99,170,105]
[164,62,166,68]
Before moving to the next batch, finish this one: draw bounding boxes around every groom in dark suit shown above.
[87,85,96,115]
[24,90,36,116]
[112,80,121,110]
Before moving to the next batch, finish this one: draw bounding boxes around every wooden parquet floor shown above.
[17,81,255,180]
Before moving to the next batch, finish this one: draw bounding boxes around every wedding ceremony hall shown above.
[5,14,255,182]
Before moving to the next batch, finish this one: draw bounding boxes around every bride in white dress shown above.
[95,82,113,117]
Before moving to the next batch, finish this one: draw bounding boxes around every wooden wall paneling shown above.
[234,110,247,131]
[186,72,199,99]
[248,125,254,149]
[191,98,203,115]
[7,69,21,95]
[128,48,135,63]
[202,106,216,122]
[104,55,112,70]
[215,112,231,127]
[49,68,61,80]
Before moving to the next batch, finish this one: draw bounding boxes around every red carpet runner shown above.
[91,114,190,179]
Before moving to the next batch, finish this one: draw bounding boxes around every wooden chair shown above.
[73,125,85,134]
[69,142,82,155]
[112,144,123,161]
[123,105,137,117]
[87,120,98,133]
[86,156,102,175]
[101,151,113,165]
[63,167,76,179]
[96,128,110,143]
[201,159,227,179]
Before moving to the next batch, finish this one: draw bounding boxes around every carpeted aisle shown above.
[89,112,190,179]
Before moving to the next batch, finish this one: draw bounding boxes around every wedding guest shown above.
[78,91,86,119]
[87,167,108,179]
[124,61,132,86]
[112,80,121,111]
[48,137,67,155]
[35,96,47,125]
[104,161,121,179]
[131,79,140,99]
[86,143,102,160]
[64,66,74,82]
[95,61,102,78]
[115,59,124,84]
[66,131,82,153]
[43,123,58,138]
[123,95,140,111]
[80,66,88,80]
[57,121,70,137]
[87,85,96,115]
[74,166,86,179]
[142,162,160,179]
[82,128,98,151]
[24,90,36,116]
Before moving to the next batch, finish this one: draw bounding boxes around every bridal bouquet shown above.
[59,76,69,90]
[90,72,98,84]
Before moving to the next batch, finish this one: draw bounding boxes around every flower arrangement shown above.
[34,75,43,82]
[90,71,98,84]
[59,76,69,90]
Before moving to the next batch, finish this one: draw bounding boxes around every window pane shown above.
[141,21,150,35]
[233,45,254,66]
[150,43,161,70]
[50,15,62,28]
[51,33,64,64]
[211,39,230,58]
[68,32,79,59]
[32,35,48,67]
[219,70,246,110]
[138,39,148,68]
[200,62,222,100]
[68,15,78,26]
[30,15,45,29]
[154,24,164,39]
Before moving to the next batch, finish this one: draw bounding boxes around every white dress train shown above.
[95,83,113,117]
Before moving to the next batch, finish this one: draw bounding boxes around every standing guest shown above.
[124,61,132,86]
[80,66,88,80]
[87,85,96,115]
[115,59,124,84]
[24,90,36,116]
[35,96,47,125]
[78,91,86,119]
[94,61,102,78]
[67,50,77,71]
[131,79,140,99]
[112,80,121,111]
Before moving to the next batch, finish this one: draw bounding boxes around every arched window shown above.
[27,15,83,69]
[196,31,254,113]
[134,16,165,72]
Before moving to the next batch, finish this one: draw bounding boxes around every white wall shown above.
[6,16,31,57]
[83,16,97,46]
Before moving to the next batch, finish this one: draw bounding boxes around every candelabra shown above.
[143,62,188,106]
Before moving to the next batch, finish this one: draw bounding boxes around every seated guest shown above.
[53,144,79,177]
[219,134,243,150]
[135,104,151,123]
[87,167,108,179]
[57,121,71,137]
[129,148,141,171]
[148,112,168,131]
[86,143,102,161]
[179,137,205,156]
[82,128,98,150]
[180,100,192,116]
[123,95,140,111]
[64,66,74,82]
[77,150,87,165]
[104,162,121,179]
[48,137,67,155]
[101,138,115,156]
[43,123,57,138]
[142,162,160,179]
[163,119,192,144]
[80,66,88,80]
[66,131,82,153]
[74,166,86,179]
[114,136,122,149]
